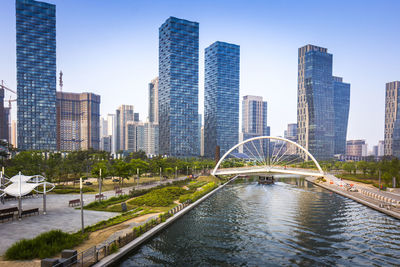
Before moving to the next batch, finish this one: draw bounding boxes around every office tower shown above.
[159,17,199,157]
[134,113,139,122]
[100,117,108,139]
[56,92,100,151]
[384,81,400,157]
[1,107,10,144]
[204,41,240,158]
[285,123,297,141]
[378,140,384,157]
[126,121,145,153]
[297,45,334,160]
[346,140,368,157]
[372,146,378,157]
[149,77,159,123]
[200,126,204,157]
[101,136,111,153]
[144,122,159,156]
[333,76,350,155]
[116,105,134,151]
[106,114,116,154]
[16,0,57,150]
[125,121,159,156]
[0,88,6,142]
[241,95,268,156]
[242,95,268,138]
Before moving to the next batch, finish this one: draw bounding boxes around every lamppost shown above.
[379,169,381,190]
[98,168,102,201]
[137,168,139,187]
[186,166,188,177]
[80,177,84,234]
[175,166,177,179]
[160,167,162,182]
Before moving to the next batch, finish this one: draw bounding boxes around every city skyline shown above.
[1,0,400,147]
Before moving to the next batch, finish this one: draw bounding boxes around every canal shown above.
[118,177,400,266]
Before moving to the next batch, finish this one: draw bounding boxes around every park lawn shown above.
[335,173,381,187]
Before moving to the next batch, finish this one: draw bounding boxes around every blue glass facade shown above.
[159,17,199,157]
[16,0,57,150]
[297,45,334,160]
[333,77,350,155]
[204,42,240,158]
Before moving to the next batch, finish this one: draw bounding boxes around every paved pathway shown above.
[0,176,188,256]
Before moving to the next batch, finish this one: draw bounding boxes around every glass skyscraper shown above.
[159,17,199,157]
[333,76,350,155]
[297,45,334,160]
[16,0,57,150]
[204,41,240,158]
[384,81,400,157]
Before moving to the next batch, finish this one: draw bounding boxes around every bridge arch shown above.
[212,136,324,177]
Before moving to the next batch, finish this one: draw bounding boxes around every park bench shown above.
[68,199,81,207]
[21,208,39,217]
[0,213,14,222]
[95,194,107,201]
[115,189,125,196]
[0,207,18,222]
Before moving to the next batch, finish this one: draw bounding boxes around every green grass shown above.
[84,208,143,233]
[127,187,187,207]
[179,182,218,203]
[4,230,86,260]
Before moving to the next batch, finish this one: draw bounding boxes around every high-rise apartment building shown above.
[116,105,134,152]
[11,120,17,148]
[346,140,368,157]
[384,81,400,157]
[56,92,100,151]
[333,76,350,155]
[242,95,268,138]
[378,140,384,157]
[297,45,334,160]
[149,77,159,123]
[240,95,268,156]
[204,41,240,158]
[106,114,116,154]
[125,121,158,156]
[159,17,199,157]
[16,0,57,150]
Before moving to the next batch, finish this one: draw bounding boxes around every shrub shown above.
[109,243,118,254]
[128,187,186,207]
[4,230,85,260]
[53,186,95,194]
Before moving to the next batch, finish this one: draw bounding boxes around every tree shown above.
[343,162,355,174]
[113,159,131,186]
[357,161,368,176]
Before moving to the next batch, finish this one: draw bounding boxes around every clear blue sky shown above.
[1,0,399,149]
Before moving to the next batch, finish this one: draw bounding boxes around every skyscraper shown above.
[333,76,350,155]
[149,77,159,123]
[159,17,199,157]
[297,45,334,160]
[204,41,240,158]
[384,81,400,157]
[116,105,134,152]
[106,114,116,154]
[240,95,268,155]
[56,92,100,151]
[16,0,57,150]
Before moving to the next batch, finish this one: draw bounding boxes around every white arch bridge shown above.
[212,136,325,178]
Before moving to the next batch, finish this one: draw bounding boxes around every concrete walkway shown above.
[308,175,400,220]
[0,176,188,256]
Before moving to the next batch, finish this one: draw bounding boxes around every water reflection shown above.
[118,177,400,266]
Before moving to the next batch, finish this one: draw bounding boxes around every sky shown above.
[0,0,399,149]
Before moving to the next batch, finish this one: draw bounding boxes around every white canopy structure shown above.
[0,172,55,218]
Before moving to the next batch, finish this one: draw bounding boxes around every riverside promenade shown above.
[0,176,188,256]
[306,175,400,220]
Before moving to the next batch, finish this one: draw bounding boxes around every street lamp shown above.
[175,166,177,179]
[80,177,84,234]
